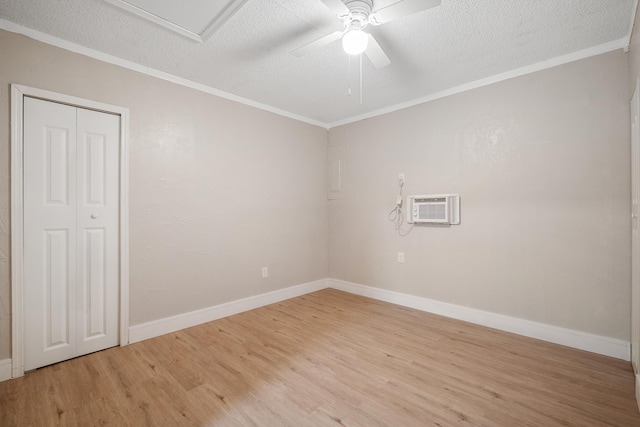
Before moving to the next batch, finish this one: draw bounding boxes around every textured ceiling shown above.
[0,0,635,127]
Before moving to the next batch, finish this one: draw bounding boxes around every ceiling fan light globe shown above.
[342,29,368,55]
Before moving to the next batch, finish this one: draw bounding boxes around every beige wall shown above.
[0,26,633,363]
[328,50,631,340]
[0,30,329,360]
[630,5,640,95]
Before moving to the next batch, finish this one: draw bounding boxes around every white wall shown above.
[328,50,631,340]
[0,30,329,360]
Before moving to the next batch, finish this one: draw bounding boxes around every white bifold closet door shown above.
[23,97,120,371]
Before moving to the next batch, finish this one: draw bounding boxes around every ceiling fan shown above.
[292,0,441,69]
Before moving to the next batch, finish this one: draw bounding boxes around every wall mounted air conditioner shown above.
[406,194,460,225]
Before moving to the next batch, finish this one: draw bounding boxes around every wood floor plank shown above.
[1,288,639,426]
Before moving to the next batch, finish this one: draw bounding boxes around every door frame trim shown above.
[633,78,640,409]
[10,84,130,378]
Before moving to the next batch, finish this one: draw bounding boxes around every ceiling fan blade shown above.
[321,0,350,16]
[291,31,343,57]
[365,34,391,69]
[369,0,441,25]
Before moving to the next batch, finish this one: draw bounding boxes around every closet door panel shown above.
[76,108,119,355]
[23,97,78,370]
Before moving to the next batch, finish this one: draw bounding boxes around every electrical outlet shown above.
[397,252,405,263]
[262,267,268,278]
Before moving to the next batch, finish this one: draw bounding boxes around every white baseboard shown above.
[2,276,627,383]
[328,278,631,361]
[127,276,630,361]
[0,359,12,382]
[128,279,329,343]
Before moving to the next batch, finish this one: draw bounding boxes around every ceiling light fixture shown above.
[342,29,369,55]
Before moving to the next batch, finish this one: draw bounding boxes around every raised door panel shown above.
[23,97,78,370]
[44,229,71,349]
[83,228,107,338]
[45,127,69,206]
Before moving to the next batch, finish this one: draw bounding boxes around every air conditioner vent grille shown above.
[419,203,446,220]
[406,194,460,225]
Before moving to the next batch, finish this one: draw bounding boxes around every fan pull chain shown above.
[347,55,352,97]
[346,54,363,103]
[359,52,363,104]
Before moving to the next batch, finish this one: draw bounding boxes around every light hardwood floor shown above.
[1,288,639,426]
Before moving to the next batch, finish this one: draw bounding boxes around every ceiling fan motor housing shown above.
[343,0,373,30]
[292,0,441,68]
